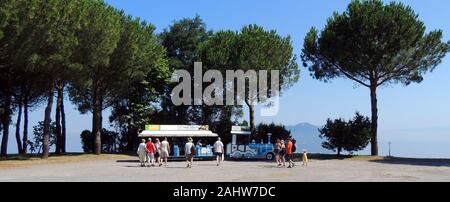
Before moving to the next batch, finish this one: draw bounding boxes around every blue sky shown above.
[5,0,450,157]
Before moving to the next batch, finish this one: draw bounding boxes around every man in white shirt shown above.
[185,137,194,168]
[213,137,224,166]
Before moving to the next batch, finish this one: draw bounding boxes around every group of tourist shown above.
[137,137,170,167]
[184,137,224,168]
[137,136,307,168]
[273,137,308,168]
[137,137,224,168]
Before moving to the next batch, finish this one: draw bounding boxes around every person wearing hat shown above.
[185,137,195,168]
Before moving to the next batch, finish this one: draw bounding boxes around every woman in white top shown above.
[160,137,170,167]
[137,139,147,167]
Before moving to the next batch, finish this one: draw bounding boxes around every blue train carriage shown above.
[138,125,218,159]
[226,126,275,160]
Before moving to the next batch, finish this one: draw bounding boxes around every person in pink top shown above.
[154,138,161,165]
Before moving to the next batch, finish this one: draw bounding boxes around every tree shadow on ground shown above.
[124,165,144,168]
[299,153,353,160]
[116,159,139,163]
[192,163,218,167]
[0,152,88,161]
[260,164,291,169]
[164,166,191,169]
[369,157,450,167]
[0,152,140,161]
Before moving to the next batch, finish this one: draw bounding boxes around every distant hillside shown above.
[287,123,333,154]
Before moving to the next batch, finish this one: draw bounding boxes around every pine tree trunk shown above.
[249,105,255,133]
[42,82,55,159]
[61,83,66,153]
[54,80,63,154]
[92,85,103,155]
[22,96,29,155]
[370,83,379,156]
[15,103,23,154]
[245,99,255,140]
[0,89,12,157]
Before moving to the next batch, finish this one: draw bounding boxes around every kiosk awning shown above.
[138,125,218,137]
[139,130,218,137]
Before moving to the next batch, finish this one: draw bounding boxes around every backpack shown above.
[190,144,196,155]
[292,144,297,153]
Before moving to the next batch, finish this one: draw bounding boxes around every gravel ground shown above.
[1,157,449,182]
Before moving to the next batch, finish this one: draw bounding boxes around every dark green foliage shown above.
[69,1,169,155]
[79,130,92,153]
[106,16,169,152]
[255,123,292,144]
[0,0,84,157]
[301,0,450,155]
[29,121,56,154]
[319,113,371,155]
[156,16,241,141]
[158,16,213,125]
[302,0,450,86]
[0,0,170,156]
[200,25,299,135]
[80,129,120,153]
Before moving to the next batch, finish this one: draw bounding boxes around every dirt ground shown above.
[1,154,449,182]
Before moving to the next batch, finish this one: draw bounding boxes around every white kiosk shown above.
[139,125,218,158]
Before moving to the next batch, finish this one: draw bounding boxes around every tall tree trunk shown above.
[22,95,29,155]
[337,147,341,156]
[92,85,103,155]
[42,82,55,159]
[249,105,255,132]
[61,83,66,153]
[0,89,12,157]
[245,99,255,140]
[370,83,379,156]
[54,80,63,154]
[15,103,23,154]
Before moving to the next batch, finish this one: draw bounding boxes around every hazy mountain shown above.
[287,123,332,154]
